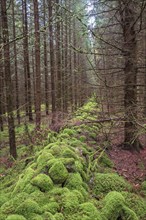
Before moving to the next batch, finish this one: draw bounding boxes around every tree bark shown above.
[1,0,17,158]
[12,0,20,125]
[119,0,142,151]
[48,0,56,122]
[22,0,33,121]
[33,0,41,129]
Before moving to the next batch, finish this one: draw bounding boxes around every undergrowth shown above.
[0,98,146,220]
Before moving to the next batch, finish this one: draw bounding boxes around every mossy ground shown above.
[0,98,146,220]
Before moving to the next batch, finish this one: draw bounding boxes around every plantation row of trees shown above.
[0,0,146,158]
[0,0,92,158]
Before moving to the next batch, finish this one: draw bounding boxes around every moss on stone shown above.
[101,191,138,220]
[79,135,86,142]
[122,192,146,219]
[54,213,64,220]
[49,145,62,156]
[43,212,56,220]
[42,202,59,214]
[61,191,80,214]
[101,191,125,220]
[6,214,26,220]
[12,167,35,195]
[16,199,42,218]
[0,194,8,207]
[65,173,83,190]
[1,192,28,215]
[63,128,77,136]
[79,202,101,220]
[49,161,68,184]
[93,173,131,196]
[98,153,114,168]
[37,151,54,169]
[31,173,53,192]
[62,148,78,159]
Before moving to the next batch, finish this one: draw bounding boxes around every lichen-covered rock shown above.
[6,214,26,220]
[93,173,131,196]
[31,173,53,192]
[49,161,68,184]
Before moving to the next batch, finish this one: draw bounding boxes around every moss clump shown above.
[61,191,80,214]
[122,192,146,219]
[101,191,138,220]
[54,213,64,220]
[37,151,54,169]
[0,194,8,207]
[1,192,28,215]
[49,145,62,156]
[65,173,83,190]
[98,153,114,168]
[43,212,55,220]
[6,214,26,220]
[93,173,131,196]
[79,202,101,220]
[49,161,68,184]
[16,199,42,218]
[63,128,77,136]
[12,167,35,195]
[29,213,43,220]
[62,148,78,159]
[79,135,86,142]
[31,174,53,192]
[141,181,146,195]
[43,202,59,214]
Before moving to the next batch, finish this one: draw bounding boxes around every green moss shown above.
[122,206,138,220]
[62,148,78,159]
[101,191,138,220]
[141,181,146,193]
[1,192,28,215]
[54,213,64,220]
[122,192,146,219]
[29,213,43,220]
[0,194,8,207]
[65,173,83,190]
[79,135,86,142]
[43,212,55,220]
[37,151,54,169]
[93,173,131,196]
[16,199,42,218]
[12,167,35,195]
[79,202,101,220]
[31,173,53,192]
[42,202,59,214]
[61,191,80,214]
[49,161,68,184]
[63,128,77,136]
[6,214,26,220]
[49,145,62,156]
[98,153,114,168]
[101,191,125,220]
[22,183,39,194]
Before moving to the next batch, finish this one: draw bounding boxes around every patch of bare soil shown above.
[109,137,146,185]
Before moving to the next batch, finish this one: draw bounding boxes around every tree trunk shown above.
[22,0,33,121]
[12,0,20,125]
[43,0,49,115]
[119,0,142,151]
[48,0,56,122]
[33,0,41,129]
[1,0,17,158]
